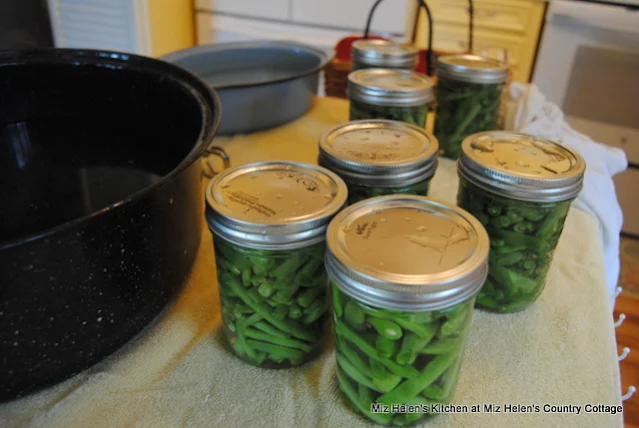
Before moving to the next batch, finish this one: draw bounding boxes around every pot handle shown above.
[201,144,231,180]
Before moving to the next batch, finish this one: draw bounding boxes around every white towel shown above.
[504,83,628,305]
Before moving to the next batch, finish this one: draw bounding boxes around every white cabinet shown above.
[195,0,290,20]
[196,0,415,51]
[196,13,351,49]
[290,0,412,35]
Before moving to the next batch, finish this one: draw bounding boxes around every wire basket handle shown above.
[363,0,434,76]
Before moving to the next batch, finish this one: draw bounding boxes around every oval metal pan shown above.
[162,40,332,135]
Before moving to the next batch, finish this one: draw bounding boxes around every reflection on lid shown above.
[212,165,341,224]
[341,206,473,277]
[329,126,428,165]
[468,134,575,177]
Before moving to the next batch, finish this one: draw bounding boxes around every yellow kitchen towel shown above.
[0,98,622,428]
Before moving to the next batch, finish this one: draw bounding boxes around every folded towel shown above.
[504,83,628,305]
[0,98,621,428]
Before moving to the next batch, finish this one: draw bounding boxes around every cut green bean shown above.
[336,366,393,425]
[245,339,304,360]
[332,284,475,425]
[243,327,312,352]
[336,352,381,393]
[344,179,431,205]
[368,318,403,340]
[434,76,504,159]
[457,176,573,312]
[350,98,428,128]
[214,238,330,367]
[376,353,455,406]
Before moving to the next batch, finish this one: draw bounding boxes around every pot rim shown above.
[0,48,222,250]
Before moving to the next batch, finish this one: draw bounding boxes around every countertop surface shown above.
[0,97,623,428]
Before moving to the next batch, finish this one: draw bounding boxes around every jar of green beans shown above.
[433,55,509,159]
[351,39,419,71]
[326,195,489,426]
[347,69,434,128]
[456,132,586,313]
[206,161,348,368]
[318,119,438,205]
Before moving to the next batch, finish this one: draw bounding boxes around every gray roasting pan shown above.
[162,40,332,135]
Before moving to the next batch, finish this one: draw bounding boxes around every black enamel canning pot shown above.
[0,49,221,402]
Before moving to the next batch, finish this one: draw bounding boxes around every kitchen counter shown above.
[0,97,623,428]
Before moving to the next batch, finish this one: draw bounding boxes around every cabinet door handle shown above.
[615,314,626,328]
[618,347,631,362]
[622,386,636,402]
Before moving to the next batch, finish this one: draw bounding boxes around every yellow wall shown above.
[147,0,195,57]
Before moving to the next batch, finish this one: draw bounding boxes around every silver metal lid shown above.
[458,131,586,202]
[347,69,434,107]
[318,120,439,187]
[351,40,419,68]
[436,54,509,84]
[206,161,348,249]
[326,195,489,311]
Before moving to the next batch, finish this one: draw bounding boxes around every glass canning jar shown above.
[325,195,489,426]
[433,54,509,159]
[351,39,419,71]
[347,68,434,128]
[456,131,586,313]
[318,119,438,205]
[205,161,348,368]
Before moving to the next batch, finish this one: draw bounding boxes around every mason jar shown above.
[456,132,586,313]
[205,161,348,368]
[318,119,438,205]
[347,69,434,128]
[351,39,419,71]
[433,55,509,159]
[326,195,489,426]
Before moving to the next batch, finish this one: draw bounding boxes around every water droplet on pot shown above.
[275,194,282,199]
[416,226,426,232]
[380,218,387,223]
[404,217,411,221]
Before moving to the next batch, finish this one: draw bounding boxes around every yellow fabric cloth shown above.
[0,97,622,428]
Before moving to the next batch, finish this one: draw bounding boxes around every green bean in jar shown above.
[326,195,489,425]
[347,69,434,128]
[456,132,586,313]
[206,161,348,368]
[433,55,508,159]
